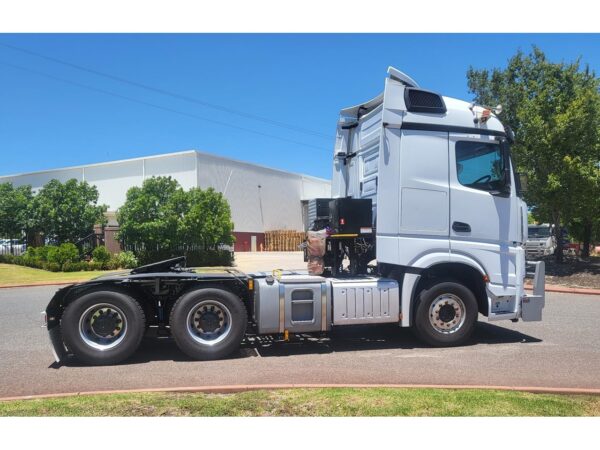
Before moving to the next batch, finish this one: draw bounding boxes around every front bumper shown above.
[521,260,545,321]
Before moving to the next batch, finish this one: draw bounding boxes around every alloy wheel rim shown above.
[78,303,128,350]
[186,300,232,346]
[428,293,466,334]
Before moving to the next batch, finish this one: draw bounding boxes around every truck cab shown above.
[526,224,555,259]
[326,67,543,329]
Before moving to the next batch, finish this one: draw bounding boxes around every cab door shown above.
[448,134,519,291]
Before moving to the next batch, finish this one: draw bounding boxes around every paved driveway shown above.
[0,285,599,398]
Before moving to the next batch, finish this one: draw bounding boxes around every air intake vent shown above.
[404,88,447,114]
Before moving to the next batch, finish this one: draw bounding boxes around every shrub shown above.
[2,244,88,272]
[194,249,233,267]
[92,246,111,267]
[115,251,138,269]
[46,243,79,269]
[88,261,104,271]
[45,245,59,265]
[134,248,233,267]
[45,262,61,272]
[63,260,94,272]
[34,246,51,262]
[106,257,120,270]
[62,261,82,272]
[57,243,79,266]
[22,255,42,269]
[0,254,16,264]
[21,247,42,268]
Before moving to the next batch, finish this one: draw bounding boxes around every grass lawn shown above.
[1,388,599,416]
[0,263,233,287]
[0,263,119,287]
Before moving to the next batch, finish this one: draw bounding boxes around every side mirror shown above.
[504,125,516,144]
[516,172,528,196]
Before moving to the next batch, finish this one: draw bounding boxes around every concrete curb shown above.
[524,284,600,295]
[2,383,600,402]
[0,281,77,290]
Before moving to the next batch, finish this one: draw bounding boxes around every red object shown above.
[340,218,345,225]
[481,109,491,123]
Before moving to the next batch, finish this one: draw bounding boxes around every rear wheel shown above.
[61,290,146,365]
[169,288,247,360]
[413,279,478,347]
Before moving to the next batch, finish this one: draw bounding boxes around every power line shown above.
[0,60,329,153]
[0,41,332,140]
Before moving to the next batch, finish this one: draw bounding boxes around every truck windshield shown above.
[528,227,551,238]
[455,141,506,192]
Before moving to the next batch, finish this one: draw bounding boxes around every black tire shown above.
[61,289,146,365]
[170,288,247,361]
[413,279,478,347]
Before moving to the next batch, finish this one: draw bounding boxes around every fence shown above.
[74,232,104,258]
[264,230,305,251]
[122,242,234,266]
[0,239,27,256]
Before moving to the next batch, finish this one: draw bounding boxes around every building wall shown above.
[233,231,265,252]
[193,152,330,233]
[0,150,331,251]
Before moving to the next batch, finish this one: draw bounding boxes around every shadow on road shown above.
[51,320,541,368]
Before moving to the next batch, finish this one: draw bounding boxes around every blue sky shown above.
[1,34,599,179]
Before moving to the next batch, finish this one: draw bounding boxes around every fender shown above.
[400,252,488,327]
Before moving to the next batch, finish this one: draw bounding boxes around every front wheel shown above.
[413,279,478,347]
[169,288,247,360]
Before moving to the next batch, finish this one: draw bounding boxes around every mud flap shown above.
[42,311,68,363]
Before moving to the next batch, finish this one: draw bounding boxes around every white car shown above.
[0,239,26,256]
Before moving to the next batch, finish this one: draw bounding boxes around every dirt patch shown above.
[538,256,600,289]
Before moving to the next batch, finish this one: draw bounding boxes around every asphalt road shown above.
[1,285,599,398]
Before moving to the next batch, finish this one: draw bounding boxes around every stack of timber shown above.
[264,230,305,251]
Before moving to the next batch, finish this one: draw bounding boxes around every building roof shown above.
[0,149,330,183]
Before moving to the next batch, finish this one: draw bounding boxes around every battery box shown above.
[328,198,372,235]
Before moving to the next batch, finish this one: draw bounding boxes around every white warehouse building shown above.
[0,150,331,252]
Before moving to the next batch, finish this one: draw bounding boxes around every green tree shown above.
[181,187,235,249]
[116,176,185,249]
[467,47,600,262]
[117,177,235,261]
[0,183,33,249]
[562,158,600,258]
[32,179,107,244]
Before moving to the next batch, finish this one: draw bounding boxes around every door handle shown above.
[452,221,471,233]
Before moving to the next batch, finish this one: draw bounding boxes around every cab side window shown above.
[455,141,505,191]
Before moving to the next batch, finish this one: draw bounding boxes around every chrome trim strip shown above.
[321,282,328,332]
[279,282,285,334]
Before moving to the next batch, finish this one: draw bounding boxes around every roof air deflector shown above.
[387,66,419,88]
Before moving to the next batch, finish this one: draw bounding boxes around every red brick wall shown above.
[103,226,122,254]
[100,227,265,253]
[233,232,265,252]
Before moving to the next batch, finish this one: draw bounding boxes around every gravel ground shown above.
[541,256,600,289]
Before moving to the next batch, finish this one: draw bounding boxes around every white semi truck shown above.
[43,67,545,365]
[526,224,555,258]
